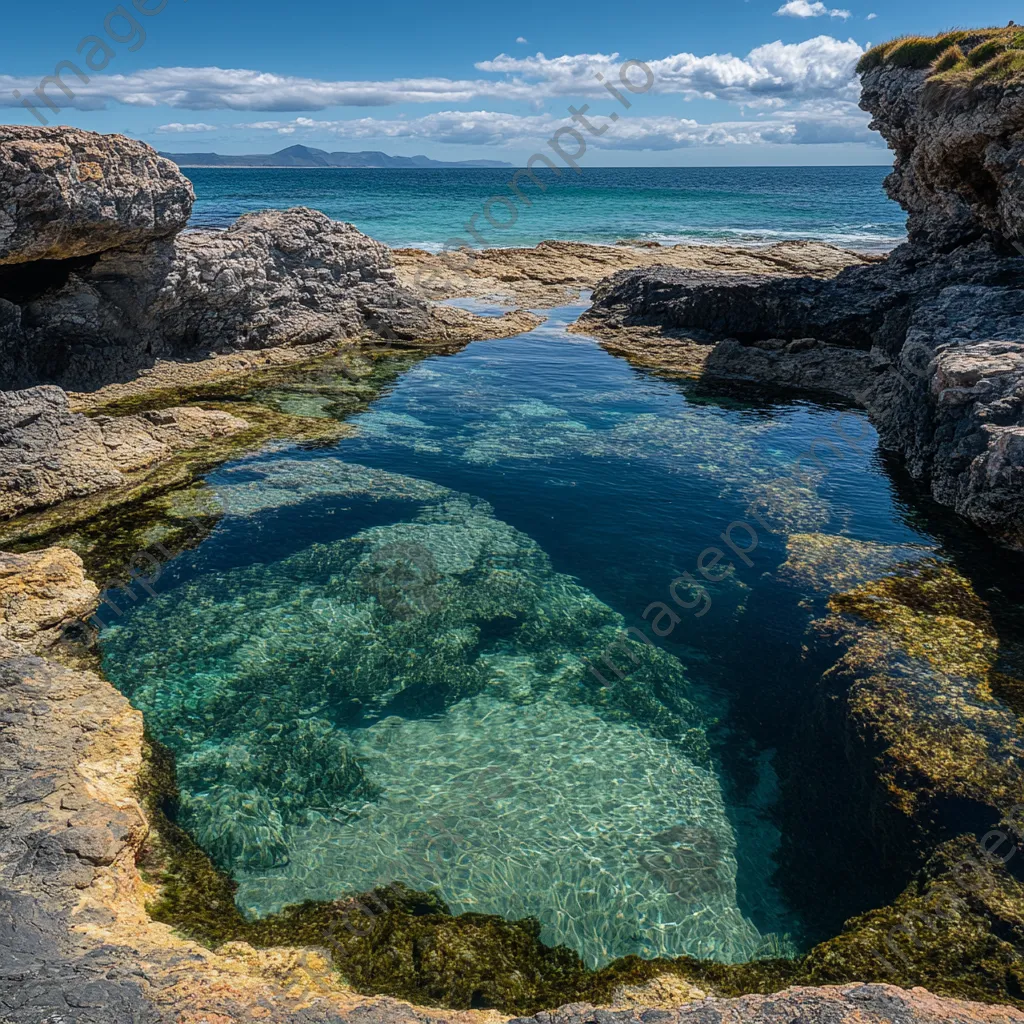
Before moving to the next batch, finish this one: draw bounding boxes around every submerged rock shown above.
[1,541,1022,1020]
[99,465,753,964]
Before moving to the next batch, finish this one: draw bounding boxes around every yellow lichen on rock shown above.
[829,562,999,681]
[610,974,708,1009]
[0,547,99,654]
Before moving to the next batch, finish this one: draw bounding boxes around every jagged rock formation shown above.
[858,28,1024,249]
[0,127,536,528]
[0,205,434,392]
[579,32,1024,547]
[0,126,193,265]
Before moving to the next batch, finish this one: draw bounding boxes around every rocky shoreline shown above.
[2,26,1024,1024]
[577,34,1024,549]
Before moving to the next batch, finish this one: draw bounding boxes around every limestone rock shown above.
[0,547,97,655]
[395,239,872,308]
[0,126,193,265]
[0,385,248,519]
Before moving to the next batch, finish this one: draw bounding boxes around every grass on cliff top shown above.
[857,26,1024,86]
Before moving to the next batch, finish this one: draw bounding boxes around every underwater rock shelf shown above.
[4,338,1024,1021]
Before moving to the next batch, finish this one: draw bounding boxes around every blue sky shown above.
[0,0,1017,164]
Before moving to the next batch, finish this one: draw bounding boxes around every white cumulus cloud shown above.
[0,36,865,115]
[775,1,852,19]
[232,106,880,150]
[154,122,218,132]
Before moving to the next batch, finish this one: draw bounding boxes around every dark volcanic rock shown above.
[587,243,1019,359]
[0,126,194,265]
[860,65,1024,250]
[0,206,433,391]
[703,338,880,400]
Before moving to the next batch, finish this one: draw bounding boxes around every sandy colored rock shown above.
[0,125,193,264]
[395,239,873,308]
[608,974,708,1009]
[0,547,98,656]
[566,319,716,379]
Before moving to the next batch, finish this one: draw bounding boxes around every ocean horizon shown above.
[187,164,907,254]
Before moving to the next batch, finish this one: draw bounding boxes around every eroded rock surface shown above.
[0,125,193,265]
[0,207,435,392]
[396,240,872,308]
[0,547,97,656]
[0,385,249,519]
[860,60,1024,250]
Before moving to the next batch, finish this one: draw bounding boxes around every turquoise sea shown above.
[186,165,906,253]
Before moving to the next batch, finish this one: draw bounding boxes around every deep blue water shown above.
[100,304,938,965]
[185,165,905,253]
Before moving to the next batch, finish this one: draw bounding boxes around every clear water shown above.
[100,305,934,967]
[185,165,906,253]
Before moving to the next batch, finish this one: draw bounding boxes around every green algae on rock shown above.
[768,534,1024,999]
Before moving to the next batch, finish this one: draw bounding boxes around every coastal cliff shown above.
[581,27,1024,548]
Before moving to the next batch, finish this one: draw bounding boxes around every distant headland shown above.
[158,143,512,169]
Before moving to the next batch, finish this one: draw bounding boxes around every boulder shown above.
[0,126,193,265]
[0,206,434,391]
[0,547,98,656]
